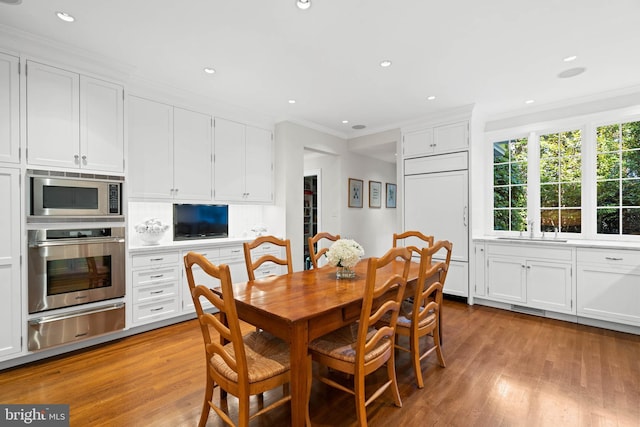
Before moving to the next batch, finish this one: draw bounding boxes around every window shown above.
[596,120,640,235]
[493,138,527,231]
[539,130,582,233]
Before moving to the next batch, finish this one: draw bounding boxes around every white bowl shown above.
[138,230,165,245]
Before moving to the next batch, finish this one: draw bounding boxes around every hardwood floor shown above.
[0,300,638,426]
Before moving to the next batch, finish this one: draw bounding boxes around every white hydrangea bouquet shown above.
[325,239,364,278]
[134,217,169,245]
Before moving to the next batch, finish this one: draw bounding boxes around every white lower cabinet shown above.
[442,260,468,298]
[250,243,285,279]
[577,248,640,327]
[130,251,181,325]
[485,243,574,314]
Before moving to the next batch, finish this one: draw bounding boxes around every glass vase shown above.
[336,266,356,279]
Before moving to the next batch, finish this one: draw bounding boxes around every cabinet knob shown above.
[82,155,87,161]
[74,154,79,162]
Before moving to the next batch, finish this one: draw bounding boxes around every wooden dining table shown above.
[214,258,420,427]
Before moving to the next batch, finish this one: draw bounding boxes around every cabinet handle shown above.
[463,206,468,227]
[605,257,623,261]
[150,258,164,262]
[521,265,526,268]
[150,290,164,295]
[526,265,531,269]
[150,307,164,312]
[74,154,79,162]
[82,155,87,162]
[150,274,164,279]
[231,249,241,253]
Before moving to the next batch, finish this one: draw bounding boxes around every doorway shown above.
[303,170,321,269]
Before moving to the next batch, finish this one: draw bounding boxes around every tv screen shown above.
[173,204,229,241]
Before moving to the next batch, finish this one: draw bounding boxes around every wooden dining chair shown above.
[308,231,340,268]
[243,235,293,281]
[306,247,411,426]
[381,240,452,389]
[183,252,292,427]
[392,230,434,257]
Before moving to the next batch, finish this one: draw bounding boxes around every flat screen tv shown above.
[173,204,229,241]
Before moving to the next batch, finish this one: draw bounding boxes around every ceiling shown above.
[1,0,640,163]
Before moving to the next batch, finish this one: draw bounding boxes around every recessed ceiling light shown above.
[0,0,23,5]
[525,99,535,104]
[288,99,296,104]
[56,11,75,22]
[352,124,366,130]
[342,120,349,124]
[203,67,215,74]
[558,67,586,79]
[296,0,311,10]
[426,95,436,101]
[380,60,392,68]
[563,55,578,62]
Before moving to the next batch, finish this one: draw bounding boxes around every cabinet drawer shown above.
[487,243,573,261]
[133,297,179,323]
[132,266,180,288]
[133,281,178,303]
[219,245,244,261]
[131,252,180,269]
[577,248,640,266]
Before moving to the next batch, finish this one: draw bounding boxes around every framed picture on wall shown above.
[348,178,364,208]
[386,183,397,208]
[369,181,382,208]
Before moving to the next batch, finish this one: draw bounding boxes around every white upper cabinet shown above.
[128,96,212,201]
[214,117,273,203]
[402,120,468,158]
[0,53,19,164]
[26,61,124,172]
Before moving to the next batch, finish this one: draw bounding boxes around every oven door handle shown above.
[30,237,125,248]
[29,303,125,325]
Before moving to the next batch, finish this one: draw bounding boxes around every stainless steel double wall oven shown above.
[26,170,126,351]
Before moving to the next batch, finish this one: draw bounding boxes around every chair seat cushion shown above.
[211,331,290,383]
[308,322,391,363]
[381,301,436,329]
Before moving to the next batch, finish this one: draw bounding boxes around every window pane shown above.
[493,141,509,163]
[512,138,528,161]
[494,186,509,208]
[597,153,620,180]
[621,122,640,150]
[540,184,558,208]
[561,182,581,207]
[510,162,527,185]
[622,179,640,206]
[597,124,620,153]
[560,130,581,155]
[597,208,619,234]
[540,134,559,158]
[541,209,559,231]
[622,208,640,234]
[512,209,527,231]
[560,156,581,181]
[494,164,509,185]
[560,208,581,233]
[540,158,559,183]
[622,150,640,178]
[511,185,527,208]
[494,210,509,230]
[597,180,620,206]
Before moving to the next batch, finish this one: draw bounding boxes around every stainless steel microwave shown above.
[28,171,123,220]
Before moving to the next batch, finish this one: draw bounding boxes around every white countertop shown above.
[128,236,253,253]
[474,236,640,250]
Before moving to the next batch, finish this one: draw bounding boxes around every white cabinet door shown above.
[0,53,19,164]
[577,264,640,326]
[80,76,124,172]
[0,168,21,358]
[487,256,526,303]
[403,128,434,158]
[433,121,468,153]
[173,107,212,201]
[214,118,245,201]
[527,260,573,313]
[404,170,469,262]
[128,96,173,199]
[245,125,273,202]
[442,260,468,297]
[26,61,80,169]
